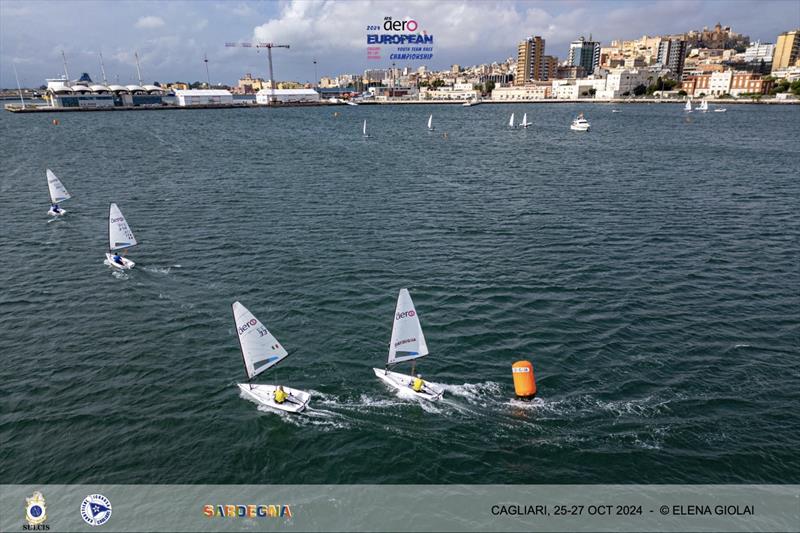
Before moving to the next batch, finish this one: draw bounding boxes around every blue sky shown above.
[1,0,797,87]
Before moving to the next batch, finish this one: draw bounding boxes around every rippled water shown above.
[1,103,798,484]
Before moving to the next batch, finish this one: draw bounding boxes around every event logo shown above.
[238,318,258,335]
[24,492,49,530]
[203,504,293,519]
[366,16,434,61]
[80,494,112,527]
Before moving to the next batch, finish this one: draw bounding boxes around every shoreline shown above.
[4,97,797,113]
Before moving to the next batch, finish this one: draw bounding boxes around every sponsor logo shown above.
[394,337,416,347]
[395,309,416,320]
[203,504,293,519]
[80,494,112,527]
[366,16,434,62]
[24,492,49,530]
[110,217,125,224]
[238,318,259,335]
[512,367,531,373]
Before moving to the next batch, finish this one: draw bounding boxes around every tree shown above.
[790,79,800,96]
[484,80,495,94]
[430,78,446,88]
[622,91,630,96]
[677,89,687,96]
[588,87,596,97]
[632,84,647,96]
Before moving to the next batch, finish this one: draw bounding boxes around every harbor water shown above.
[1,103,798,484]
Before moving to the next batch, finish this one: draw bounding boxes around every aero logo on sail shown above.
[395,310,416,320]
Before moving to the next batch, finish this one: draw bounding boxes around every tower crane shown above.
[225,41,290,104]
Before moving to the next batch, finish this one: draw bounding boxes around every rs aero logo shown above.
[238,318,258,334]
[383,16,418,32]
[396,309,416,320]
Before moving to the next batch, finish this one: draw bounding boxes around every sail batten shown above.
[387,288,429,365]
[233,301,289,380]
[108,203,137,251]
[46,169,71,204]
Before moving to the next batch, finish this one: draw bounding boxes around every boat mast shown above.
[232,304,253,389]
[99,52,109,85]
[12,63,25,110]
[134,51,143,86]
[61,50,70,82]
[203,53,211,89]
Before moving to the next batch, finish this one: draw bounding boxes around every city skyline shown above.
[0,0,797,87]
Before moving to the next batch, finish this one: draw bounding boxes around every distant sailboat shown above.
[714,107,727,113]
[699,99,709,112]
[508,113,515,129]
[521,112,531,128]
[46,169,71,216]
[427,114,434,131]
[373,289,444,401]
[362,119,369,138]
[105,203,137,270]
[233,301,311,413]
[684,99,693,112]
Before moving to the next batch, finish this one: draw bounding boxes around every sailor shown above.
[51,203,60,213]
[412,374,425,393]
[112,252,124,266]
[274,385,288,404]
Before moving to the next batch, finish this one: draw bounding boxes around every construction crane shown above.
[225,41,290,104]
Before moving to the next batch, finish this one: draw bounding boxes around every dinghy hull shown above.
[105,253,135,270]
[373,368,443,401]
[238,383,310,413]
[48,209,66,217]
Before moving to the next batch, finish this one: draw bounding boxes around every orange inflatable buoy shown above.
[52,119,59,125]
[512,360,537,399]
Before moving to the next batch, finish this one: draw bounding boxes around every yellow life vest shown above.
[274,389,288,403]
[412,378,424,392]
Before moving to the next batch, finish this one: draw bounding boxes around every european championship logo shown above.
[24,492,49,530]
[203,504,293,519]
[80,494,112,526]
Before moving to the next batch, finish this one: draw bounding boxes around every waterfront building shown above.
[772,30,800,73]
[771,65,800,81]
[237,73,266,94]
[542,55,558,81]
[555,65,586,79]
[174,89,233,106]
[515,36,546,85]
[680,72,773,97]
[595,68,653,98]
[255,88,320,104]
[420,84,478,100]
[657,38,688,78]
[567,36,601,75]
[491,83,551,100]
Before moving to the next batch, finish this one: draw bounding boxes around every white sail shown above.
[46,169,71,204]
[509,113,515,127]
[363,119,367,136]
[233,301,289,380]
[699,99,708,111]
[108,203,137,251]
[522,113,528,126]
[387,288,429,365]
[427,114,433,130]
[685,100,692,111]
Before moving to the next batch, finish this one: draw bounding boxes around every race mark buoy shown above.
[52,119,60,125]
[512,360,537,400]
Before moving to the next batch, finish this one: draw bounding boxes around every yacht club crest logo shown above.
[80,494,112,526]
[24,491,48,529]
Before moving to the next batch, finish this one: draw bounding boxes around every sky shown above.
[1,0,798,88]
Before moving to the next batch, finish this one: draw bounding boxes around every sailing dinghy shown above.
[508,113,516,129]
[521,113,531,128]
[362,119,369,138]
[427,114,434,131]
[373,289,444,401]
[106,203,137,270]
[233,301,310,413]
[46,169,71,216]
[684,99,693,112]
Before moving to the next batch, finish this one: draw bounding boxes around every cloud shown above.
[135,16,165,29]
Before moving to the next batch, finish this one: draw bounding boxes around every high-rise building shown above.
[657,38,688,78]
[567,36,601,75]
[772,30,800,72]
[542,55,558,80]
[515,36,545,85]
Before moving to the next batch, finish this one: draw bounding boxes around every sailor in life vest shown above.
[412,374,425,393]
[274,385,288,404]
